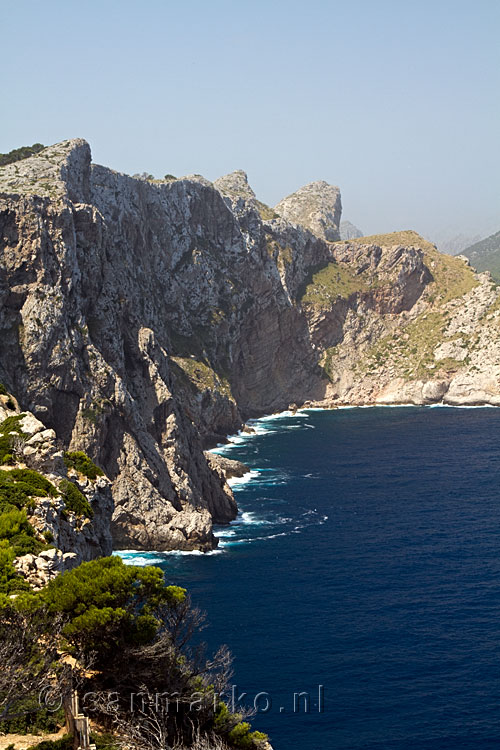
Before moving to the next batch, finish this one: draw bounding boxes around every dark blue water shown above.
[119,406,500,749]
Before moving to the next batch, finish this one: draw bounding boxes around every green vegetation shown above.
[344,230,479,305]
[0,143,45,167]
[0,414,28,465]
[300,261,368,308]
[0,508,44,559]
[215,703,269,748]
[356,311,465,381]
[255,199,279,221]
[0,468,59,591]
[1,706,65,737]
[26,736,73,750]
[0,383,7,396]
[0,555,268,749]
[0,540,30,593]
[320,346,339,381]
[59,479,93,518]
[40,556,182,655]
[0,468,58,512]
[422,246,478,304]
[171,356,233,398]
[463,230,500,283]
[346,229,437,252]
[63,451,104,480]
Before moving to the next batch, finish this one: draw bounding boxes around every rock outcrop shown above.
[274,180,342,241]
[2,141,500,552]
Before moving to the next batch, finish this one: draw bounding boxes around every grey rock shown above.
[275,180,342,242]
[340,220,363,240]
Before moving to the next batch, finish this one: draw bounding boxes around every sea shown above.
[118,406,500,750]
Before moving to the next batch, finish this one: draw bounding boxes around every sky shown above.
[2,0,499,243]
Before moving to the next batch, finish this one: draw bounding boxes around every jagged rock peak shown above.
[340,220,363,240]
[0,138,91,203]
[274,180,342,242]
[214,169,256,202]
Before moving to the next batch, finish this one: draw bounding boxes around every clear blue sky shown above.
[3,0,499,241]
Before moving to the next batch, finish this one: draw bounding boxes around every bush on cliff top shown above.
[0,143,45,167]
[59,479,93,519]
[39,555,185,655]
[0,469,59,511]
[63,450,104,480]
[0,507,44,558]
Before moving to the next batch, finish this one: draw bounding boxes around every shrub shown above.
[0,469,57,509]
[0,540,29,593]
[0,415,27,435]
[90,733,120,750]
[0,508,43,557]
[59,479,93,518]
[0,440,14,465]
[227,722,269,748]
[215,703,269,748]
[0,383,7,396]
[0,415,29,464]
[63,451,104,480]
[0,143,45,167]
[25,734,73,750]
[0,705,65,736]
[9,469,59,497]
[40,556,185,656]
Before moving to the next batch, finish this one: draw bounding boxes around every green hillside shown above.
[462,230,500,282]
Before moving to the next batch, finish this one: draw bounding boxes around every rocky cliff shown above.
[1,140,500,552]
[0,387,112,589]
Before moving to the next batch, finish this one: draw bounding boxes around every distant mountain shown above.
[462,230,500,282]
[436,233,482,256]
[340,220,363,240]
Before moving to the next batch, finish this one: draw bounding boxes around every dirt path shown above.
[0,727,66,750]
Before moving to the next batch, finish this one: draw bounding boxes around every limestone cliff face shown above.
[1,141,500,552]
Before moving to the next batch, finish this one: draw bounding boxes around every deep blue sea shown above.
[119,406,500,750]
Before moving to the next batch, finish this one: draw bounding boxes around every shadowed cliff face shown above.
[1,140,498,551]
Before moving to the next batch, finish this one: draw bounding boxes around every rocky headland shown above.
[1,139,500,553]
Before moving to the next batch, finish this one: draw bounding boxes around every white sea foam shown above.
[227,469,260,487]
[114,551,168,565]
[214,528,237,538]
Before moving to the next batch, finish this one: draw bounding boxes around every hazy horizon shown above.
[3,0,499,245]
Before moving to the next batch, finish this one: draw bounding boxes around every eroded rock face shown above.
[274,180,342,242]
